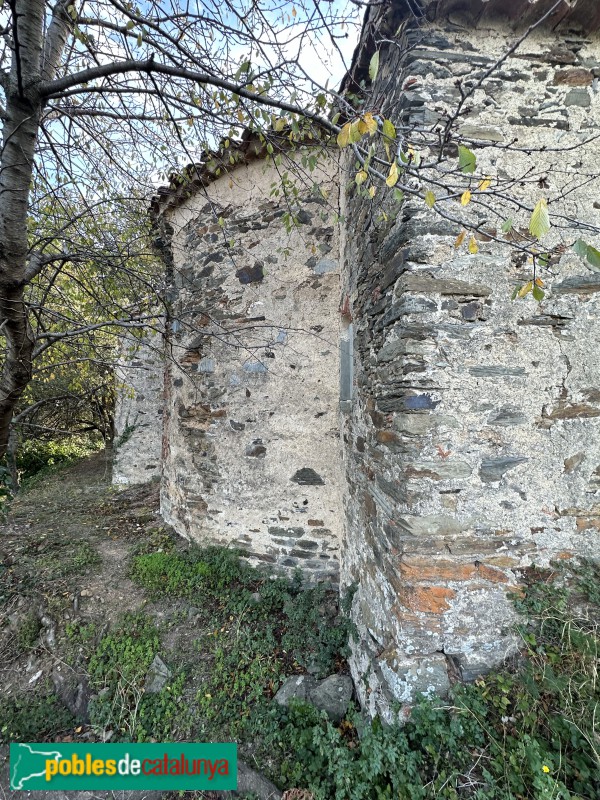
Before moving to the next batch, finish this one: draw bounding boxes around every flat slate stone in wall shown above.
[160,156,343,582]
[340,17,600,719]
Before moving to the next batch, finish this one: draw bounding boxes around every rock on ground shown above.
[274,673,353,724]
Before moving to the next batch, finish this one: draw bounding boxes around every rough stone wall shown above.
[161,155,342,581]
[341,16,600,718]
[113,331,164,485]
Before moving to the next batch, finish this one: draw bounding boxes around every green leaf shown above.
[587,246,600,269]
[532,284,545,302]
[369,51,380,82]
[501,219,513,233]
[538,253,550,268]
[529,198,551,240]
[393,189,404,203]
[571,237,600,269]
[458,145,476,174]
[511,286,520,301]
[126,20,135,30]
[382,119,396,141]
[424,190,436,208]
[349,120,363,144]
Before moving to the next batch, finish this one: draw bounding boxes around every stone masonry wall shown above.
[113,331,164,485]
[160,155,342,581]
[341,13,600,719]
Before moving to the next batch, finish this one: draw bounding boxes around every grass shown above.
[1,693,76,743]
[17,537,101,587]
[76,551,600,796]
[2,525,599,799]
[131,547,354,676]
[15,610,43,651]
[46,540,102,579]
[130,547,355,747]
[17,436,103,489]
[82,613,192,742]
[60,614,193,743]
[44,546,354,753]
[265,559,600,799]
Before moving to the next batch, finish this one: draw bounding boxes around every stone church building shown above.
[114,0,600,718]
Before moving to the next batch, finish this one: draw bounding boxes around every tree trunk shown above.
[6,427,19,491]
[0,0,46,458]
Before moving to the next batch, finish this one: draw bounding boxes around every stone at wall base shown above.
[274,673,354,723]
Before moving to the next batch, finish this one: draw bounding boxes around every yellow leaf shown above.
[535,277,545,287]
[461,190,472,206]
[355,170,368,186]
[424,190,435,208]
[368,185,376,198]
[337,122,351,148]
[274,117,287,132]
[518,280,533,298]
[357,119,368,135]
[454,230,467,249]
[363,112,378,135]
[386,161,399,188]
[478,177,492,191]
[468,236,479,254]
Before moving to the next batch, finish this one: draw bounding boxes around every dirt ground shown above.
[1,451,162,697]
[0,452,284,799]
